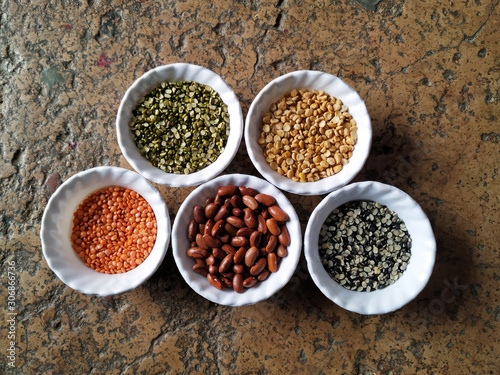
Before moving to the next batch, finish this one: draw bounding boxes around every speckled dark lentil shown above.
[318,200,412,292]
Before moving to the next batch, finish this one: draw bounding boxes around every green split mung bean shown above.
[130,80,230,174]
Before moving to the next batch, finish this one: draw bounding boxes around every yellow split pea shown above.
[257,89,357,182]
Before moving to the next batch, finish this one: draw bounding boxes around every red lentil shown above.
[70,186,157,274]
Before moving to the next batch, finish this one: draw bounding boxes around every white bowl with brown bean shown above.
[304,181,436,315]
[41,166,171,296]
[245,70,372,195]
[116,63,244,187]
[171,173,302,306]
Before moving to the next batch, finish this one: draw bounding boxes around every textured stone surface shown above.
[0,0,498,373]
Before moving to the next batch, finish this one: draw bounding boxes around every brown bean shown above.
[242,195,259,210]
[276,244,288,257]
[257,269,270,281]
[233,264,244,274]
[243,276,258,288]
[234,247,246,264]
[244,246,259,267]
[239,186,258,196]
[268,205,289,222]
[231,236,249,247]
[226,216,246,228]
[267,252,278,272]
[218,185,239,197]
[265,235,278,253]
[231,194,243,208]
[192,263,208,276]
[196,233,208,249]
[250,258,267,275]
[204,203,219,219]
[233,273,244,293]
[243,208,258,228]
[204,197,215,206]
[209,264,219,274]
[218,233,231,243]
[206,254,216,265]
[278,224,291,246]
[221,223,236,237]
[261,207,270,219]
[207,273,224,290]
[212,247,226,259]
[255,193,276,206]
[232,208,243,217]
[222,244,237,255]
[213,204,230,222]
[257,214,267,233]
[250,230,263,247]
[219,253,234,273]
[204,219,215,236]
[220,271,235,278]
[220,276,233,288]
[266,218,281,235]
[203,234,222,248]
[187,219,198,242]
[187,247,209,259]
[211,219,225,237]
[214,194,225,206]
[193,205,206,224]
[236,227,254,237]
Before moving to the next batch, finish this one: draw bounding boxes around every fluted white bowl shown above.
[245,70,372,195]
[40,166,171,296]
[116,63,243,187]
[171,173,302,306]
[304,181,436,314]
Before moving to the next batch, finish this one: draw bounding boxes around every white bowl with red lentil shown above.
[303,181,436,315]
[41,166,171,296]
[171,173,302,306]
[245,70,372,195]
[116,63,243,187]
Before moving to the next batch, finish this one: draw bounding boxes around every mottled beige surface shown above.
[1,0,498,374]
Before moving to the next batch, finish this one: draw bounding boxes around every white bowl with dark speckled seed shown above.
[304,181,436,315]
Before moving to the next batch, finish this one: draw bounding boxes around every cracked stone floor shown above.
[0,0,498,374]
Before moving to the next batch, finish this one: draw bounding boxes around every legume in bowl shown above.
[116,63,243,187]
[171,173,302,306]
[304,181,436,315]
[41,166,171,296]
[245,70,372,195]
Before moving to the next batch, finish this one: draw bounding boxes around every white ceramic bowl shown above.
[171,173,302,306]
[116,63,244,187]
[40,166,171,296]
[245,70,372,195]
[304,181,436,315]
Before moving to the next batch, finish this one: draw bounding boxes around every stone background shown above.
[0,0,498,374]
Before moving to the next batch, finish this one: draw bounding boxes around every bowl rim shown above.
[303,180,436,315]
[171,173,303,306]
[116,62,244,187]
[244,69,372,196]
[40,166,171,296]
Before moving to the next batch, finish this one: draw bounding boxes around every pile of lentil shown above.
[70,186,157,274]
[257,89,357,182]
[130,80,230,174]
[318,200,411,292]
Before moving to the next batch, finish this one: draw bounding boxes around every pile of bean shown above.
[257,89,357,182]
[318,200,411,292]
[130,80,230,174]
[186,185,291,293]
[70,186,157,274]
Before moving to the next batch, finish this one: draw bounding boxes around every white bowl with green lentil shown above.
[117,63,243,187]
[304,181,436,315]
[245,70,372,195]
[41,167,171,296]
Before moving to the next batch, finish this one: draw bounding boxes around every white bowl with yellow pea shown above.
[245,70,372,196]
